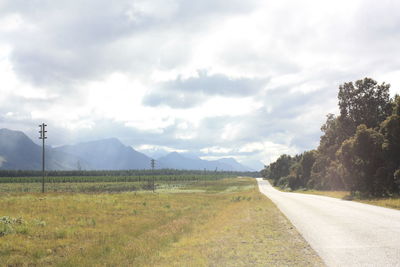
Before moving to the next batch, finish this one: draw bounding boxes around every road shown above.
[257,178,400,267]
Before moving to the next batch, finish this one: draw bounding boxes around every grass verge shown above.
[0,178,323,266]
[291,189,400,210]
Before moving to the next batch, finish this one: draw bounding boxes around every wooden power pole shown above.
[151,159,155,192]
[39,123,47,193]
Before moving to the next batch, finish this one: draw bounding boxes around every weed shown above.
[55,229,67,239]
[0,216,26,236]
[34,219,47,227]
[16,225,30,235]
[0,222,14,236]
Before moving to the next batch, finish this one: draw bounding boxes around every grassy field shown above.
[0,178,323,266]
[0,174,241,193]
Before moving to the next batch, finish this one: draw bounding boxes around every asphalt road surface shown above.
[257,178,400,267]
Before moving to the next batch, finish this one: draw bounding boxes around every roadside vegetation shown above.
[0,178,323,266]
[268,181,400,210]
[292,189,400,210]
[262,78,400,199]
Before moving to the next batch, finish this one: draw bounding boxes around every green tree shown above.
[260,165,270,179]
[337,125,386,196]
[338,78,392,131]
[299,150,316,186]
[379,95,400,193]
[325,160,346,189]
[268,154,293,185]
[310,115,347,190]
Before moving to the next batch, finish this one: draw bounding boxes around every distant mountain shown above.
[55,138,152,170]
[0,128,254,171]
[0,128,86,170]
[158,152,253,171]
[216,158,254,172]
[240,160,264,171]
[0,128,41,170]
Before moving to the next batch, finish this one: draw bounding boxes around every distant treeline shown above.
[262,78,400,197]
[0,169,259,178]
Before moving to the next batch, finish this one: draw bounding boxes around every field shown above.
[0,171,254,193]
[0,174,230,193]
[0,178,323,266]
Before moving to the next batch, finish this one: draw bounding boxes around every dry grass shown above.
[293,189,400,210]
[357,197,400,210]
[0,178,323,266]
[294,190,348,199]
[150,189,323,267]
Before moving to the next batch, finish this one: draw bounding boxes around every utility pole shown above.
[151,159,155,192]
[39,123,47,193]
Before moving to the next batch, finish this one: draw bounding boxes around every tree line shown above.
[262,78,400,196]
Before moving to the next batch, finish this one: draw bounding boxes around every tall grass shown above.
[0,178,323,266]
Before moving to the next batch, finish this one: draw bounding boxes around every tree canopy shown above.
[262,78,400,196]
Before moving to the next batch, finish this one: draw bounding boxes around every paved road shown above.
[257,178,400,267]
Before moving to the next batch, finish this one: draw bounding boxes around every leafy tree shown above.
[260,165,270,179]
[309,154,328,189]
[338,78,392,131]
[299,150,316,186]
[286,162,302,190]
[337,125,386,196]
[325,160,345,189]
[310,156,345,190]
[268,154,293,185]
[310,115,347,190]
[379,95,400,193]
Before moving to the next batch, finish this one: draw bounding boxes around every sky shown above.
[1,0,400,170]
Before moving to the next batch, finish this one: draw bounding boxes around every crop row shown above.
[0,174,232,183]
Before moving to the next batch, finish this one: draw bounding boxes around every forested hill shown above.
[262,78,400,197]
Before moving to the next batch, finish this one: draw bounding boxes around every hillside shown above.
[0,128,85,170]
[55,138,153,170]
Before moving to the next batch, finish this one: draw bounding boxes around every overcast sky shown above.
[1,0,400,169]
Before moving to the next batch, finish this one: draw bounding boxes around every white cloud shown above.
[201,146,233,154]
[1,0,400,166]
[0,156,7,167]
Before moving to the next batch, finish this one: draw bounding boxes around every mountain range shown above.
[0,128,254,171]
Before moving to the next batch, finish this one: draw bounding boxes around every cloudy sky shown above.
[1,0,400,169]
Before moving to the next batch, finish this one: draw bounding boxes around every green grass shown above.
[0,180,203,193]
[0,178,323,266]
